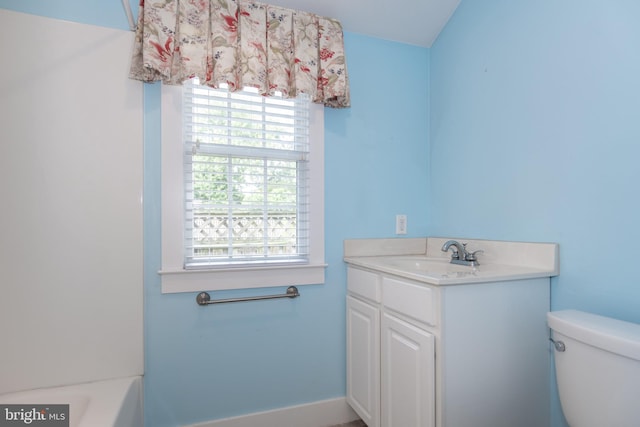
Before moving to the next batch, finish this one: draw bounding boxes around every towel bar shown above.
[196,286,300,305]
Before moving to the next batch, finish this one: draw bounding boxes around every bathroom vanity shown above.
[344,238,559,427]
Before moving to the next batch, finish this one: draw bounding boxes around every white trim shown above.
[160,263,327,293]
[160,85,325,293]
[183,397,359,427]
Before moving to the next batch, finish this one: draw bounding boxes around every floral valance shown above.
[129,0,350,108]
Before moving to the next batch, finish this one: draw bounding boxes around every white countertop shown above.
[344,255,556,285]
[344,237,559,286]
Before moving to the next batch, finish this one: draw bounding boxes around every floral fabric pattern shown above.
[129,0,350,108]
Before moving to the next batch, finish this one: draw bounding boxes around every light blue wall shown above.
[430,1,640,425]
[0,2,429,426]
[0,0,135,31]
[142,32,429,427]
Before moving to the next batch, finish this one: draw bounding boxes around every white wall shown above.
[0,9,143,393]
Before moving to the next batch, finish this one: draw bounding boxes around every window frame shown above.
[159,84,326,294]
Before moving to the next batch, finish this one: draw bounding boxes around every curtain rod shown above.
[121,0,136,31]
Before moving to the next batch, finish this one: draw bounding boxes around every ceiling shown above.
[267,0,461,47]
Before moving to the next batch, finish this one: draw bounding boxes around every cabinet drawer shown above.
[382,277,437,326]
[348,267,382,303]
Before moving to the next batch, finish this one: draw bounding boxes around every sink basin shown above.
[383,256,468,272]
[361,256,481,282]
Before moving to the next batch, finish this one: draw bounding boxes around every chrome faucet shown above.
[441,240,483,266]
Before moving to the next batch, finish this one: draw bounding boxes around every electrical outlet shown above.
[395,214,407,235]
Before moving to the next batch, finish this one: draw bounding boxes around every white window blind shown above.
[183,80,311,268]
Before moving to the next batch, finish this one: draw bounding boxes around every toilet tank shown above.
[547,310,640,427]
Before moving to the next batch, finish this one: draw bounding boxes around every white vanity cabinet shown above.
[346,268,381,427]
[346,265,551,427]
[381,312,435,427]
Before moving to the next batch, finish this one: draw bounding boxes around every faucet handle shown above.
[465,249,484,262]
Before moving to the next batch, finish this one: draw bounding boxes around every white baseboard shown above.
[184,397,359,427]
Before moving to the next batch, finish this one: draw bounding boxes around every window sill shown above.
[159,263,327,294]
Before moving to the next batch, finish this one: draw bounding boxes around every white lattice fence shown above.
[192,212,297,256]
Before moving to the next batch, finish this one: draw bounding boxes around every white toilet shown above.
[547,310,640,427]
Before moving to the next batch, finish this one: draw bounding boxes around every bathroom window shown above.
[160,81,326,293]
[184,80,311,267]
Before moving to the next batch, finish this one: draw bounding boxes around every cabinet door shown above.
[381,313,435,427]
[347,296,380,427]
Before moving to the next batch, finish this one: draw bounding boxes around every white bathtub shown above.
[0,376,142,427]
